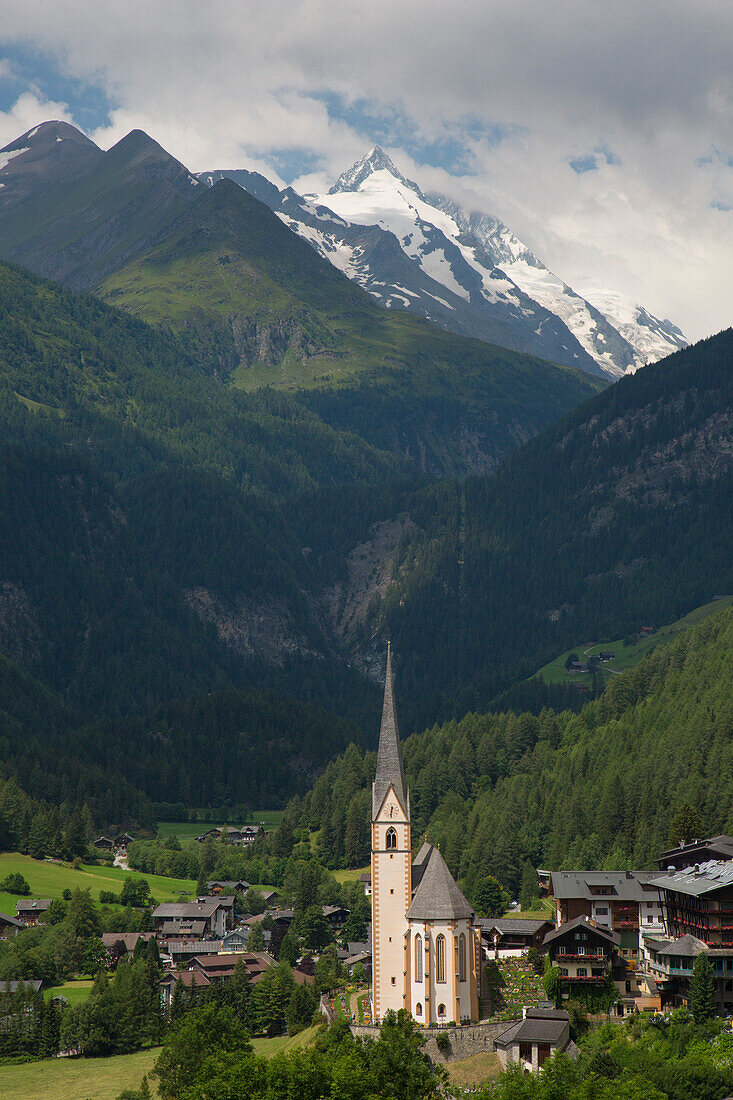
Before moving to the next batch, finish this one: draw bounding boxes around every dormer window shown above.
[386,827,397,850]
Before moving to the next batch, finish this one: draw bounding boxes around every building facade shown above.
[371,646,479,1024]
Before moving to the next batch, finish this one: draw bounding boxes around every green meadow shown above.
[0,852,195,917]
[534,596,732,689]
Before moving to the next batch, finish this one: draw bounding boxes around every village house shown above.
[494,1006,576,1072]
[93,836,115,852]
[101,931,155,962]
[195,825,264,847]
[0,979,44,994]
[160,969,210,1010]
[152,900,228,940]
[479,918,554,959]
[15,899,52,927]
[656,835,733,871]
[189,950,275,986]
[220,928,249,953]
[206,879,250,895]
[0,912,23,938]
[543,917,619,994]
[549,870,664,967]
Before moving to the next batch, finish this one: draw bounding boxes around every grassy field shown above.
[0,1026,323,1100]
[44,980,94,1007]
[446,1051,501,1089]
[332,865,369,885]
[0,852,195,916]
[156,812,283,842]
[535,597,732,689]
[250,1024,321,1056]
[0,1047,161,1100]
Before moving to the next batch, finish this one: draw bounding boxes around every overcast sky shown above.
[2,1,733,340]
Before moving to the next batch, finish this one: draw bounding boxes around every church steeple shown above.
[372,643,408,818]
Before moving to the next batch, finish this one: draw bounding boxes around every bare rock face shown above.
[184,587,321,665]
[0,582,42,668]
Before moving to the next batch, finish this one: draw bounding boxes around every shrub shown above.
[436,1033,451,1052]
[0,873,30,896]
[99,890,119,904]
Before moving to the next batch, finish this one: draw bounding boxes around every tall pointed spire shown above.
[372,642,408,818]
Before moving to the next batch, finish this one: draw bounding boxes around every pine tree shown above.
[689,952,717,1022]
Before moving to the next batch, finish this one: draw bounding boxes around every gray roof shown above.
[657,835,733,864]
[550,870,662,902]
[0,979,43,993]
[372,644,408,818]
[543,915,619,947]
[651,859,733,897]
[406,845,473,921]
[495,1008,569,1047]
[153,901,220,919]
[411,841,433,890]
[650,934,708,958]
[0,912,22,928]
[16,899,51,912]
[480,919,553,936]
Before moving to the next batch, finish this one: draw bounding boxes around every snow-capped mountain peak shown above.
[330,146,421,196]
[201,148,687,379]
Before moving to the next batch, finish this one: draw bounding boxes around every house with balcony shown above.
[543,916,620,1000]
[644,860,733,1014]
[549,870,664,968]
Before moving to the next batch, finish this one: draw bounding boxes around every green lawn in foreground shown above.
[0,1047,160,1100]
[0,1027,323,1100]
[44,980,94,1007]
[0,852,195,915]
[534,597,733,688]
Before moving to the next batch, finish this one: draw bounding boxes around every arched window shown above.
[459,933,466,982]
[438,1002,446,1018]
[415,1002,422,1016]
[436,934,446,983]
[415,933,423,981]
[385,827,397,850]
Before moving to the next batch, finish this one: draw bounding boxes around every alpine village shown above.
[0,16,733,1100]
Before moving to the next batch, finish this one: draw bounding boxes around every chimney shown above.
[626,871,633,879]
[679,839,685,849]
[667,866,675,873]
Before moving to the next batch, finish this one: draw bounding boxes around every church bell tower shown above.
[371,643,411,1021]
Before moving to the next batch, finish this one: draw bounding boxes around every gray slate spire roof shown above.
[372,643,408,818]
[406,845,474,921]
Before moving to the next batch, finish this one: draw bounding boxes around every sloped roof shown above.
[653,934,708,958]
[543,915,619,947]
[406,845,473,921]
[479,918,553,936]
[372,644,408,818]
[651,859,733,897]
[550,870,661,901]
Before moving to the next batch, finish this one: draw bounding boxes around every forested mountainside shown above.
[282,604,733,897]
[0,257,730,824]
[293,328,733,730]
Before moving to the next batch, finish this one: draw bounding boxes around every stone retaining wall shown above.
[349,1018,517,1063]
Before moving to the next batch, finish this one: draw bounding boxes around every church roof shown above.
[411,841,433,890]
[406,845,474,921]
[372,644,408,818]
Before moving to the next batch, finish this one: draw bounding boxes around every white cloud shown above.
[2,1,733,338]
[0,91,74,149]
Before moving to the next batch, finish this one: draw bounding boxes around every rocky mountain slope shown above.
[203,147,687,378]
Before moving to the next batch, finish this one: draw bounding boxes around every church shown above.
[370,645,481,1024]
